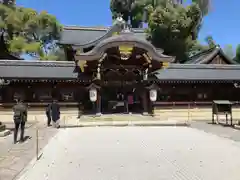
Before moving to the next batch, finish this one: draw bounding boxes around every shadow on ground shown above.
[190,121,240,142]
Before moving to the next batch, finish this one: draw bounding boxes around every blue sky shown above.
[17,0,240,51]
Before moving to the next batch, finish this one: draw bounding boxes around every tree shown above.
[205,35,216,48]
[0,0,15,6]
[0,3,62,60]
[147,2,205,62]
[234,44,240,63]
[223,44,234,59]
[110,0,210,62]
[110,0,211,28]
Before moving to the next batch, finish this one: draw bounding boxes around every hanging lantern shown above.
[149,89,157,102]
[89,88,97,102]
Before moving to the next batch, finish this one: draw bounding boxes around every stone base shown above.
[95,113,102,117]
[234,125,240,130]
[142,112,149,116]
[0,129,11,137]
[0,124,6,131]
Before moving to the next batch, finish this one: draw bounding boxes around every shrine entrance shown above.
[101,86,143,114]
[74,20,175,116]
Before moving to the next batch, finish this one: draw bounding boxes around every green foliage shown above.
[110,0,210,62]
[0,3,62,60]
[192,0,211,15]
[223,44,234,59]
[147,2,204,62]
[234,44,240,63]
[110,0,211,28]
[205,35,216,48]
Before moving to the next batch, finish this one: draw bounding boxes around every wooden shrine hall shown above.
[0,17,240,115]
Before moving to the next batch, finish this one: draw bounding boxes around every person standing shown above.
[51,99,60,128]
[45,103,52,126]
[13,99,27,144]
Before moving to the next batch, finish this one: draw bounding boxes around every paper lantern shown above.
[149,89,157,102]
[89,88,97,102]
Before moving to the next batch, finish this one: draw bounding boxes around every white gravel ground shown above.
[17,127,240,180]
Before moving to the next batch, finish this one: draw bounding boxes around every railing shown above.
[154,101,240,108]
[153,101,240,124]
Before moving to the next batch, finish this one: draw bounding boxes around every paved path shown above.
[0,122,58,180]
[190,121,240,142]
[17,127,240,180]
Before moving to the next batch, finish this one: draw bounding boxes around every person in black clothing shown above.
[45,103,52,126]
[13,99,27,144]
[50,99,60,128]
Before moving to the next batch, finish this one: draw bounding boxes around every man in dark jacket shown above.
[50,100,60,128]
[13,99,27,144]
[45,103,51,126]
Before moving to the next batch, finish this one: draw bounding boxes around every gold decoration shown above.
[76,48,82,55]
[112,32,119,36]
[147,52,152,60]
[78,60,86,72]
[99,53,107,63]
[119,45,133,61]
[119,45,133,53]
[142,53,151,63]
[162,62,169,68]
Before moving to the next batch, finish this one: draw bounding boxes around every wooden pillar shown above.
[96,92,101,116]
[142,91,148,115]
[150,101,154,116]
[124,93,129,114]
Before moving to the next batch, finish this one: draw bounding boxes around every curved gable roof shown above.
[59,22,147,48]
[75,31,175,62]
[185,46,238,64]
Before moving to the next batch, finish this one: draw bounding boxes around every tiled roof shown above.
[0,60,79,79]
[185,46,238,64]
[75,31,175,62]
[59,24,147,47]
[153,64,240,81]
[1,60,240,82]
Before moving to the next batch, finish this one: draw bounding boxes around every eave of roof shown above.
[0,60,79,79]
[153,64,240,81]
[74,31,175,62]
[185,46,238,64]
[2,60,240,82]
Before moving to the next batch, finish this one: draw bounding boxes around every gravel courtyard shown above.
[17,127,240,180]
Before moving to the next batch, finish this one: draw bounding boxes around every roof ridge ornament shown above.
[114,14,125,26]
[122,23,132,33]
